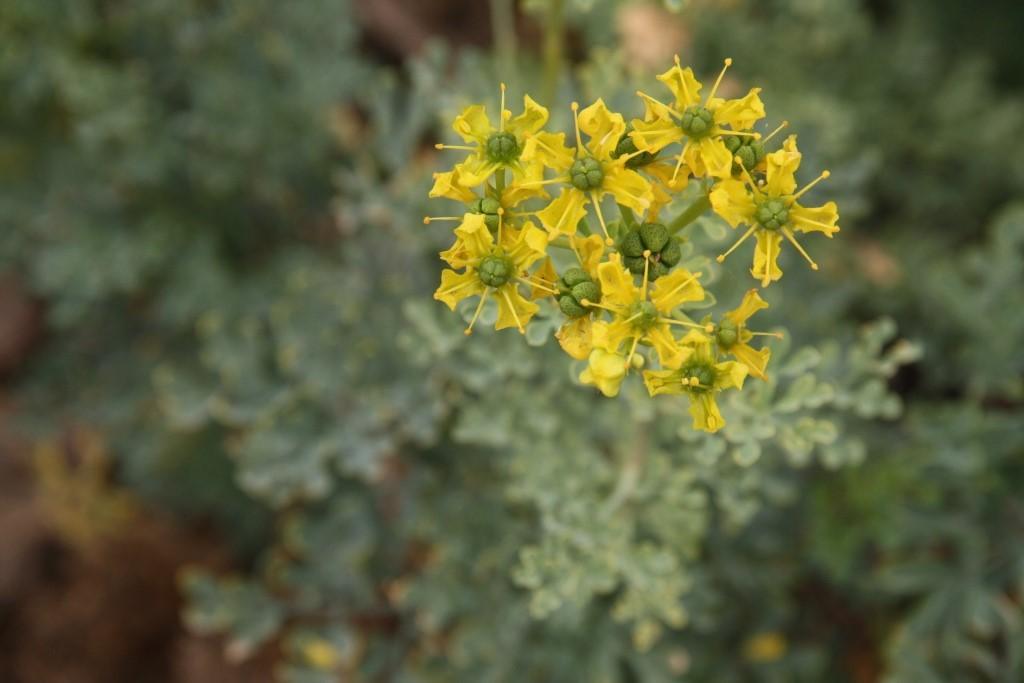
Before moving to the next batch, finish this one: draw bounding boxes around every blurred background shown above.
[1,0,1023,681]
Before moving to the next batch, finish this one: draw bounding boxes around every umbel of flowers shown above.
[427,61,840,433]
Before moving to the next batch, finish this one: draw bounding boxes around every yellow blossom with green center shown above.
[437,84,574,187]
[714,289,782,380]
[533,99,655,243]
[643,330,748,432]
[630,57,766,182]
[710,135,840,286]
[433,213,548,335]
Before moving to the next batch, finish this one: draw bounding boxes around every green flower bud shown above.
[557,268,601,318]
[681,362,717,393]
[680,106,714,139]
[619,223,680,280]
[724,135,766,174]
[613,133,656,169]
[569,157,604,191]
[716,318,739,348]
[486,131,520,163]
[471,196,502,231]
[477,254,514,287]
[755,198,790,231]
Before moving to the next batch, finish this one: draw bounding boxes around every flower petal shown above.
[696,137,733,178]
[506,95,549,137]
[651,268,704,312]
[572,234,605,278]
[710,88,765,131]
[597,254,640,308]
[656,63,703,110]
[521,131,575,173]
[602,164,654,214]
[765,134,801,197]
[710,178,757,228]
[434,269,485,310]
[629,114,682,155]
[506,222,549,270]
[688,393,725,433]
[503,159,551,206]
[456,155,502,187]
[495,285,539,332]
[725,289,767,325]
[647,323,690,369]
[556,317,594,360]
[579,98,626,161]
[429,168,477,203]
[751,230,784,285]
[727,344,768,381]
[536,188,589,238]
[439,213,493,268]
[530,257,558,301]
[580,348,628,397]
[790,201,840,236]
[452,104,494,144]
[643,368,685,397]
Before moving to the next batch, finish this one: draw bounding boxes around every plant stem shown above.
[541,0,565,107]
[618,204,636,228]
[489,0,517,82]
[668,191,711,235]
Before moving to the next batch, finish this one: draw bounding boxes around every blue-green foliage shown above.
[3,0,1023,681]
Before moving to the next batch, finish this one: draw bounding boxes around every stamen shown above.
[423,216,462,224]
[435,143,476,151]
[501,289,526,333]
[659,272,701,302]
[579,298,619,313]
[625,334,642,371]
[705,58,732,104]
[781,227,819,270]
[716,225,757,263]
[734,155,763,195]
[516,176,570,188]
[658,317,714,332]
[499,82,507,132]
[640,250,652,299]
[635,91,682,118]
[749,331,785,339]
[517,277,558,294]
[570,102,585,156]
[762,233,774,287]
[497,207,505,244]
[670,140,690,183]
[589,192,615,245]
[792,170,831,201]
[763,120,789,143]
[464,291,490,335]
[720,130,760,138]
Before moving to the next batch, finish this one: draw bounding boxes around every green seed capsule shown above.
[725,136,766,174]
[559,295,588,318]
[755,198,790,231]
[569,157,604,191]
[613,133,656,169]
[716,318,739,348]
[659,239,682,267]
[619,230,645,258]
[556,268,601,318]
[561,267,590,287]
[682,362,717,392]
[570,281,600,304]
[680,106,714,139]
[485,131,520,163]
[639,222,669,252]
[478,254,514,287]
[471,196,502,231]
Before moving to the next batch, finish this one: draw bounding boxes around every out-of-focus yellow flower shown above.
[743,631,787,663]
[434,213,548,335]
[533,100,654,243]
[643,330,748,432]
[631,57,765,181]
[710,135,839,286]
[714,289,780,380]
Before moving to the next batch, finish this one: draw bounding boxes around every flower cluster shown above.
[428,59,839,432]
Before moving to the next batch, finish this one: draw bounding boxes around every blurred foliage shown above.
[2,0,1023,681]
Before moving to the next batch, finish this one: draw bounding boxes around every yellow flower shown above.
[433,215,548,335]
[713,289,780,380]
[630,57,765,181]
[554,234,606,360]
[709,135,840,286]
[425,161,551,235]
[579,348,629,397]
[589,253,705,370]
[643,331,748,433]
[437,84,570,187]
[534,100,655,243]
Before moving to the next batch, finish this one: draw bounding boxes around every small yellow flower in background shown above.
[743,631,787,663]
[713,289,781,381]
[437,84,571,187]
[534,99,654,243]
[631,56,765,182]
[587,253,706,371]
[710,135,840,286]
[643,330,748,432]
[302,638,341,670]
[433,213,548,335]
